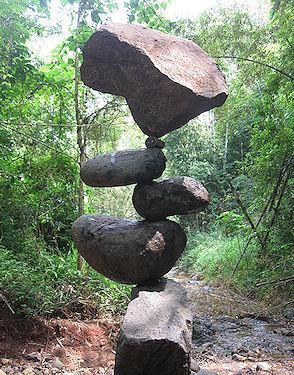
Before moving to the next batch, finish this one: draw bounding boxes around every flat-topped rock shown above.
[81,148,166,187]
[72,215,186,284]
[81,23,228,137]
[133,176,210,221]
[114,278,192,375]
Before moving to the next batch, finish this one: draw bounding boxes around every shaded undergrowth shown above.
[0,244,131,317]
[180,230,293,303]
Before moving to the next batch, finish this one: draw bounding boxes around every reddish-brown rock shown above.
[72,215,186,284]
[81,23,228,137]
[133,176,210,221]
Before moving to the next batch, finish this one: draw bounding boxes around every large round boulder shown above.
[72,215,186,284]
[132,176,210,221]
[81,148,166,187]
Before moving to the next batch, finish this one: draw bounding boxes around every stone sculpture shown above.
[72,22,228,375]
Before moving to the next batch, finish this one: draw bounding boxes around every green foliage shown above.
[216,211,248,236]
[166,1,293,301]
[125,0,172,31]
[0,245,130,316]
[180,230,294,298]
[164,120,230,226]
[0,149,78,252]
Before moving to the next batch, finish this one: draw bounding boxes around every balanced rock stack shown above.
[72,23,228,375]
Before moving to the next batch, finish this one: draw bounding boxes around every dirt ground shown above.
[0,271,293,374]
[172,270,294,375]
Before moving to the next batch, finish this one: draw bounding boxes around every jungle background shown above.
[0,0,293,320]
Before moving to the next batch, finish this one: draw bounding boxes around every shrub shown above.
[0,245,130,317]
[180,230,294,299]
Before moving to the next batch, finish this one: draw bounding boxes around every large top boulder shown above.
[81,23,228,137]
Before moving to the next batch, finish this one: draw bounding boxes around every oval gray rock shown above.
[133,176,210,221]
[81,23,228,137]
[72,215,186,284]
[81,148,166,187]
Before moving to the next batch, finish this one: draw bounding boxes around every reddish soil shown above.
[0,312,119,373]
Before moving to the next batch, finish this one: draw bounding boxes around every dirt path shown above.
[0,271,293,374]
[169,269,294,375]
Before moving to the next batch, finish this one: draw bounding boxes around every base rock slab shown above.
[114,278,192,375]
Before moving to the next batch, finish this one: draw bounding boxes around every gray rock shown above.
[283,307,294,319]
[72,215,186,284]
[133,176,210,220]
[256,362,272,372]
[145,136,165,149]
[232,353,247,362]
[51,357,63,370]
[81,148,166,187]
[114,279,192,375]
[191,359,200,372]
[81,23,228,137]
[197,370,218,375]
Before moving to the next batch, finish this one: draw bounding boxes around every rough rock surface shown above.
[81,23,228,137]
[81,148,166,187]
[114,278,192,375]
[133,176,210,221]
[72,215,186,284]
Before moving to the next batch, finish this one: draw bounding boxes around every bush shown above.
[0,244,130,317]
[180,230,294,299]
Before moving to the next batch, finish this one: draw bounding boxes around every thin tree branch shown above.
[3,124,78,164]
[214,55,294,81]
[260,167,291,250]
[231,156,291,276]
[256,275,294,287]
[229,180,264,247]
[0,293,15,314]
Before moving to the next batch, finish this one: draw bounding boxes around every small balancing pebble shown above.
[145,136,165,149]
[133,176,210,221]
[72,215,186,284]
[114,278,192,375]
[81,148,166,187]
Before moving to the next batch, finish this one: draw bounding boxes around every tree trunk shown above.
[223,121,229,170]
[74,0,85,271]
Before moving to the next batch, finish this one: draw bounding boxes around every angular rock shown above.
[81,148,166,187]
[81,23,228,137]
[191,359,200,373]
[133,176,210,221]
[197,370,218,375]
[72,215,186,284]
[283,307,294,319]
[114,279,192,375]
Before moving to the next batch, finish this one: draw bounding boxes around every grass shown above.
[0,244,131,317]
[180,230,294,300]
